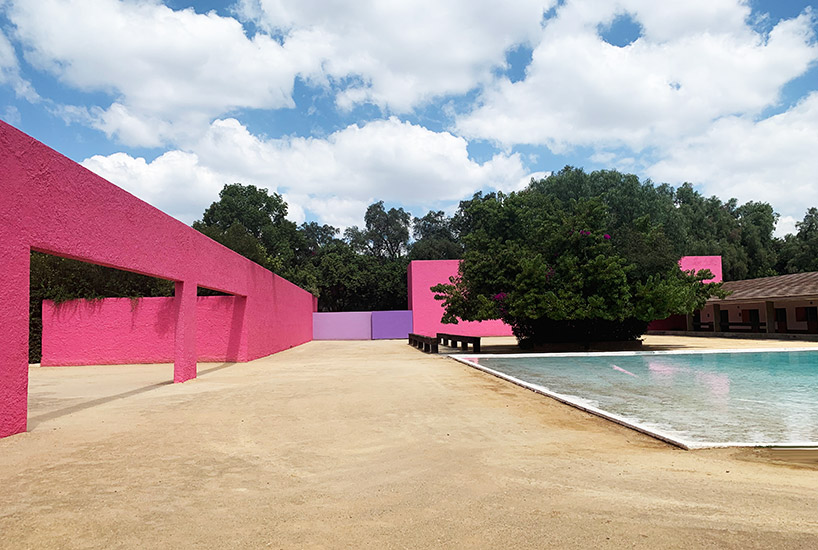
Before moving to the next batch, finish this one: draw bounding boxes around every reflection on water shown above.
[478,351,818,446]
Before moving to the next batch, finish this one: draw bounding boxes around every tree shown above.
[433,169,725,348]
[408,210,463,260]
[777,208,818,273]
[344,201,411,260]
[195,183,302,272]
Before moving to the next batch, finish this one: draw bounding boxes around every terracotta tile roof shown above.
[709,271,818,303]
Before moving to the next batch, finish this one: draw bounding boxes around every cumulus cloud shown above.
[647,92,818,236]
[7,0,328,146]
[82,117,533,228]
[456,0,818,151]
[234,0,553,112]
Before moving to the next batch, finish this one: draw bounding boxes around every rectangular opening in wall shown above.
[29,251,174,365]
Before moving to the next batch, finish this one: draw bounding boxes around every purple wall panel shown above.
[313,312,372,340]
[371,310,413,340]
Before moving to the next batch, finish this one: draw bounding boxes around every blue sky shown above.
[1,1,817,235]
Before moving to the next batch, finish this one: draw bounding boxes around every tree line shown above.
[26,167,818,357]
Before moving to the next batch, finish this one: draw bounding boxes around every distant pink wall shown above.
[42,296,248,365]
[313,312,372,340]
[408,260,514,337]
[679,256,722,283]
[0,121,313,438]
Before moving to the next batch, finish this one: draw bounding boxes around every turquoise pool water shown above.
[455,349,818,448]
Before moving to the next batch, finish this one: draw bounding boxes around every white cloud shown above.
[236,0,554,112]
[0,27,37,101]
[647,92,818,237]
[81,150,228,224]
[82,117,533,228]
[456,0,818,151]
[8,0,327,146]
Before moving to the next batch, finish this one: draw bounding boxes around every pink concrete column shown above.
[0,244,30,437]
[173,281,197,383]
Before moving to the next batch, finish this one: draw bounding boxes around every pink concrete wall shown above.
[0,121,313,438]
[679,256,722,283]
[408,260,514,337]
[41,296,249,365]
[313,312,373,340]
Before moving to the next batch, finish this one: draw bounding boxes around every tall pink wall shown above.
[0,121,313,438]
[42,296,248,365]
[408,260,514,337]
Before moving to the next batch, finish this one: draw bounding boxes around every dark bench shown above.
[408,333,439,353]
[437,333,481,353]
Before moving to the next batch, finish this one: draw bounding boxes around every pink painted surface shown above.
[0,121,313,437]
[42,296,249,365]
[649,256,723,331]
[679,255,722,282]
[408,260,514,337]
[313,312,373,340]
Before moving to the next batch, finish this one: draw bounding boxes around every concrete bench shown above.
[408,333,439,353]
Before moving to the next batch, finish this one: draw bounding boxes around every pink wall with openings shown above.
[42,296,249,365]
[0,121,313,438]
[408,260,514,337]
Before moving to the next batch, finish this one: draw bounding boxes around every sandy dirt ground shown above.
[2,336,817,549]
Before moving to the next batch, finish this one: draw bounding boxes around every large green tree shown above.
[433,170,725,347]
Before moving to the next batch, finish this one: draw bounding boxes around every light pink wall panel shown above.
[0,121,313,438]
[313,312,373,340]
[679,256,723,283]
[408,260,514,337]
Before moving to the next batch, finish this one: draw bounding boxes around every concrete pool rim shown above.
[449,347,818,450]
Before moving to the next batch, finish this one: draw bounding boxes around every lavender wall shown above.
[0,121,313,438]
[313,312,373,340]
[371,310,413,340]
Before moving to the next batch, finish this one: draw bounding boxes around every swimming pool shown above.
[452,349,818,449]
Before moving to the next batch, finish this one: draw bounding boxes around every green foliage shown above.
[408,210,463,260]
[344,201,411,260]
[776,208,818,273]
[433,169,727,347]
[196,183,303,273]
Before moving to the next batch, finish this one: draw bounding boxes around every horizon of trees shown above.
[26,167,818,358]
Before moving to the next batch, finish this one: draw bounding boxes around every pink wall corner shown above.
[679,256,722,283]
[407,260,513,337]
[313,312,373,340]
